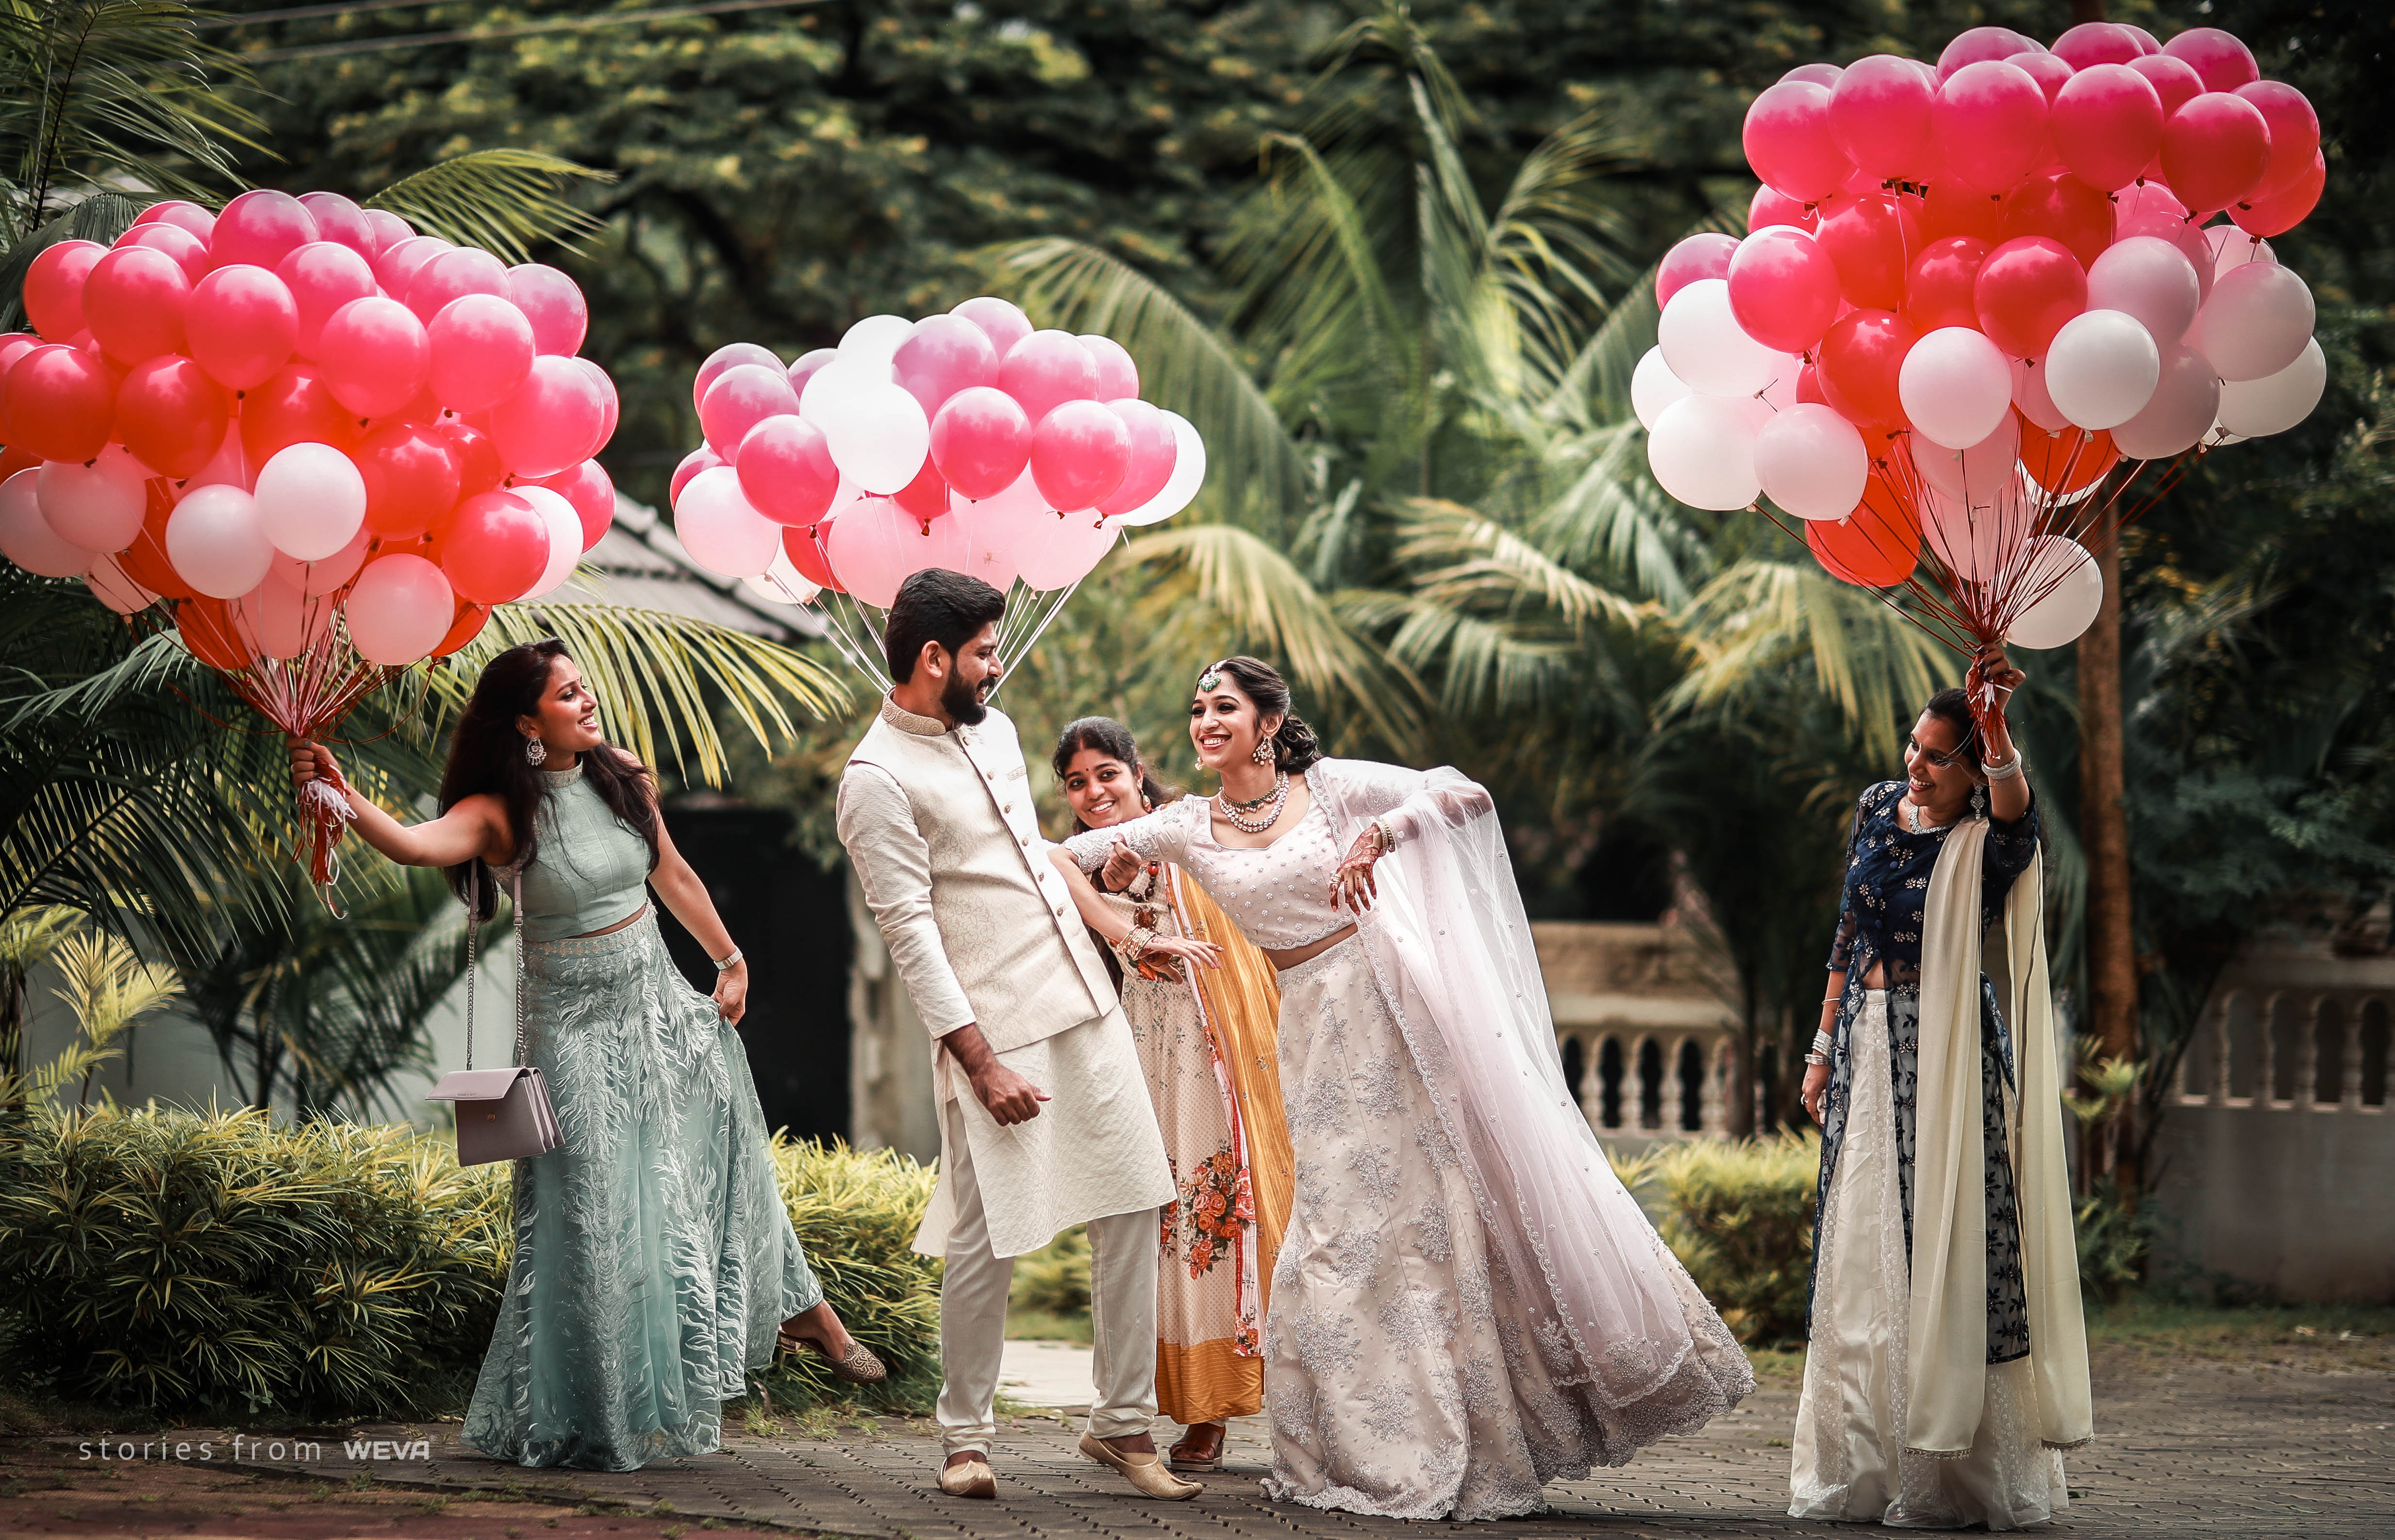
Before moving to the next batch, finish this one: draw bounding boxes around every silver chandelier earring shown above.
[524,736,548,766]
[1250,735,1276,765]
[1970,783,1986,817]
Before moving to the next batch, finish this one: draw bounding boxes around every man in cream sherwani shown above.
[835,568,1188,1503]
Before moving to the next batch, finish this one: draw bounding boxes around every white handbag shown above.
[427,863,562,1166]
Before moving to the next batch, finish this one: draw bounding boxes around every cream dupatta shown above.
[1909,822,2092,1458]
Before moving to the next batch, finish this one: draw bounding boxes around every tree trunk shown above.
[2079,538,2141,1198]
[2070,0,2107,25]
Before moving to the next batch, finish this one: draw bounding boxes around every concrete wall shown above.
[2148,1103,2395,1303]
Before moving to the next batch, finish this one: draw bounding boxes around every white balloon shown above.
[83,552,158,615]
[1898,327,2013,449]
[1647,394,1762,511]
[2216,337,2327,439]
[2045,309,2161,431]
[1657,279,1780,398]
[838,313,917,371]
[1753,403,1867,520]
[825,381,931,495]
[2086,236,2203,348]
[798,357,890,429]
[2010,355,2069,432]
[1911,411,2020,507]
[516,484,584,599]
[345,553,454,666]
[1759,352,1807,412]
[1115,411,1205,526]
[2205,225,2275,281]
[166,484,275,598]
[36,447,147,554]
[0,468,97,577]
[253,442,367,561]
[673,466,780,578]
[2111,345,2221,461]
[2187,262,2314,382]
[2006,536,2102,649]
[1631,346,1692,431]
[1923,480,2031,584]
[741,545,820,606]
[2208,418,2249,447]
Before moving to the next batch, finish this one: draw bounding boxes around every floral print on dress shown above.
[1168,1145,1255,1278]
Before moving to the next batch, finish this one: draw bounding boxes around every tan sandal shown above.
[777,1328,888,1385]
[1079,1432,1201,1500]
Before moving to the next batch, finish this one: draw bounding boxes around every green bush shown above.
[1621,1134,1821,1349]
[1009,1224,1091,1317]
[0,1104,509,1419]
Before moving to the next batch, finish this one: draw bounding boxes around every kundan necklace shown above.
[1215,770,1290,834]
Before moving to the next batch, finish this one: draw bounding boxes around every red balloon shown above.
[1098,398,1177,516]
[1743,80,1853,203]
[1974,236,2087,359]
[119,480,194,599]
[186,265,299,390]
[276,241,378,358]
[2161,27,2259,95]
[354,419,463,540]
[436,419,506,499]
[785,347,839,402]
[0,443,36,482]
[439,489,548,603]
[372,235,452,297]
[1656,232,1739,310]
[2128,54,2205,123]
[1933,62,2049,196]
[318,296,430,416]
[296,192,377,263]
[670,446,722,506]
[951,296,1033,359]
[2050,65,2164,192]
[176,596,253,671]
[2005,50,2074,106]
[83,245,191,364]
[1727,228,1842,351]
[133,201,216,243]
[782,523,842,593]
[2049,22,2142,71]
[428,293,537,413]
[2233,149,2325,238]
[1030,400,1131,512]
[5,345,114,462]
[998,331,1099,425]
[507,264,587,356]
[242,364,365,464]
[929,385,1033,499]
[489,356,606,479]
[209,190,318,272]
[116,356,229,479]
[893,455,950,522]
[699,363,799,458]
[1806,470,1919,586]
[113,221,210,283]
[1079,334,1139,401]
[1937,26,2039,83]
[1796,361,1830,407]
[24,241,104,341]
[2236,82,2321,203]
[734,414,839,527]
[406,248,511,324]
[1997,172,2114,269]
[1748,186,1816,235]
[2161,92,2273,214]
[2020,421,2118,493]
[1829,55,1935,182]
[1814,310,1919,430]
[533,459,615,550]
[1903,236,1992,333]
[434,598,492,658]
[692,342,782,414]
[363,209,414,255]
[1917,179,2002,245]
[892,315,1001,418]
[1814,193,1919,311]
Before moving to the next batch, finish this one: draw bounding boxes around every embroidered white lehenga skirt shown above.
[1789,991,2067,1529]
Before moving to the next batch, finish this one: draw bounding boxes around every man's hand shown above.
[941,1022,1049,1126]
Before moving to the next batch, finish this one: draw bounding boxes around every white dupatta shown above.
[1908,821,2092,1457]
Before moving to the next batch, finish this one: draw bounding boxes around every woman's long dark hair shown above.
[1200,656,1323,772]
[1920,686,1981,767]
[440,639,660,917]
[1052,716,1175,835]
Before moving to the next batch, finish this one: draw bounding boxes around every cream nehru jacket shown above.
[837,696,1116,1056]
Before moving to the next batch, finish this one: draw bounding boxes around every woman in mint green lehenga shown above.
[290,638,882,1472]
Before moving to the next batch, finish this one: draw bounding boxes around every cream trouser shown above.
[935,1110,1160,1457]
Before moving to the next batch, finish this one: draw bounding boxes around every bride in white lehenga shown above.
[1065,657,1753,1521]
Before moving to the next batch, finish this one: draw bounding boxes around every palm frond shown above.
[1396,497,1648,633]
[0,191,144,330]
[1530,421,1710,605]
[366,150,612,265]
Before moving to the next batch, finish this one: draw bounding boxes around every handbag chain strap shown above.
[512,864,529,1068]
[464,862,480,1073]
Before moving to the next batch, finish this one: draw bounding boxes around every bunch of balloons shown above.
[667,295,1204,624]
[1639,22,2325,652]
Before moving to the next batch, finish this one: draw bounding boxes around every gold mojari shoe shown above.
[937,1455,997,1499]
[1078,1432,1202,1500]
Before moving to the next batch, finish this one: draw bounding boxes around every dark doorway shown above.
[655,798,853,1143]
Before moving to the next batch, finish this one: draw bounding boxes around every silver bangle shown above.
[1980,751,2023,781]
[1811,1029,1833,1053]
[1804,1051,1830,1067]
[713,945,743,972]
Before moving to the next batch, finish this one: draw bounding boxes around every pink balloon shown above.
[671,446,723,506]
[507,264,589,356]
[2232,149,2324,238]
[1656,232,1739,311]
[24,241,103,341]
[2051,65,2164,192]
[998,331,1099,425]
[185,265,299,390]
[952,296,1033,359]
[0,467,92,577]
[2127,53,2205,128]
[1743,81,1853,203]
[1829,55,1935,182]
[822,497,921,606]
[693,342,782,414]
[1938,26,2039,82]
[276,241,378,358]
[318,297,430,417]
[786,347,840,401]
[2162,93,2273,215]
[133,200,216,243]
[406,248,511,324]
[85,552,158,614]
[268,519,369,595]
[532,459,615,550]
[736,414,840,526]
[1780,63,1843,89]
[427,293,536,413]
[1017,510,1118,592]
[83,245,191,364]
[2086,236,2202,348]
[237,575,335,659]
[113,222,210,283]
[346,552,454,665]
[362,209,414,254]
[208,190,318,272]
[699,363,801,458]
[1097,399,1176,516]
[1029,399,1131,512]
[3,344,114,463]
[675,465,781,579]
[440,488,549,602]
[892,315,1000,418]
[2235,82,2320,204]
[2006,50,2074,105]
[372,235,453,298]
[2160,26,2260,94]
[296,192,377,263]
[929,385,1033,499]
[1078,334,1139,401]
[1727,227,1841,353]
[1933,62,2050,196]
[36,448,148,552]
[571,357,617,456]
[489,356,607,480]
[1749,186,1817,234]
[2049,22,2142,71]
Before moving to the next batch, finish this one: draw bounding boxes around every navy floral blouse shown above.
[1826,780,2041,991]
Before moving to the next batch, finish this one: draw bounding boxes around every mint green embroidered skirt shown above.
[461,912,821,1471]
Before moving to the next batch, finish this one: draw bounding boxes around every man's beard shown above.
[942,667,991,726]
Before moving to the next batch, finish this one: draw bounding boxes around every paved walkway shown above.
[36,1355,2395,1539]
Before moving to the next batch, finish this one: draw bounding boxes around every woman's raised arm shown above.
[288,737,507,870]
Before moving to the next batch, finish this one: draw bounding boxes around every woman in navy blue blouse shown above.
[1786,650,2074,1529]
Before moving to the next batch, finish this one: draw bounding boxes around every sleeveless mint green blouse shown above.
[512,762,652,943]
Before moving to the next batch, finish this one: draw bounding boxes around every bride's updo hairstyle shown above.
[1201,655,1323,773]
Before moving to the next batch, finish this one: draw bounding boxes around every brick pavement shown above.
[50,1361,2395,1538]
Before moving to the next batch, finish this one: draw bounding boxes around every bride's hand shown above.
[1140,935,1223,971]
[1330,829,1382,913]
